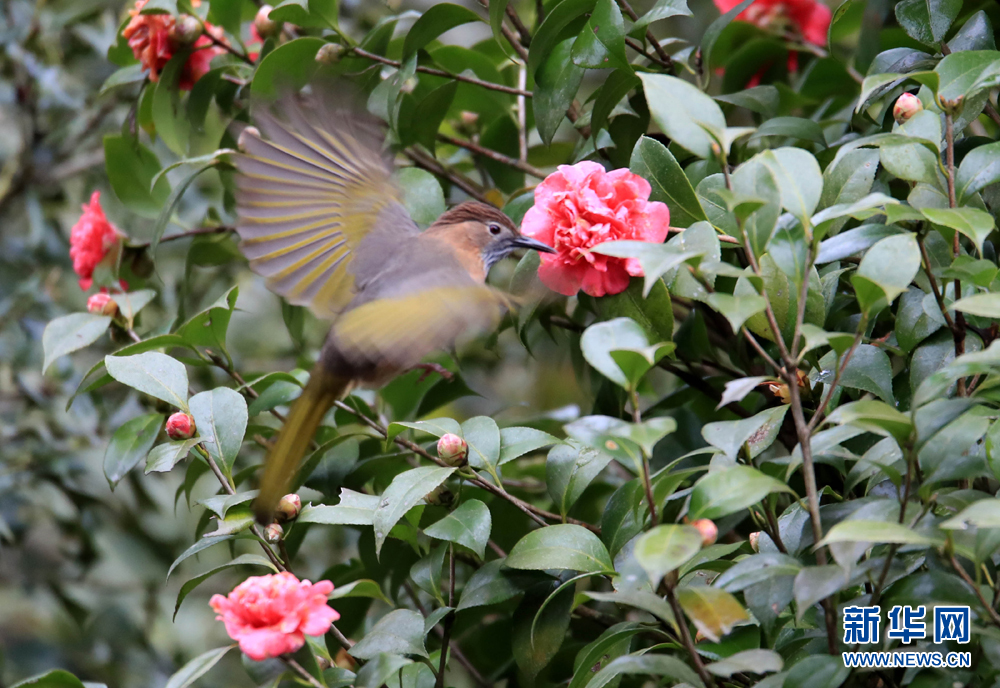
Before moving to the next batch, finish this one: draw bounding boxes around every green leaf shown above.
[921,206,996,255]
[941,499,1000,529]
[701,0,754,78]
[568,623,646,688]
[105,351,189,410]
[403,3,483,57]
[547,441,614,517]
[936,50,1000,102]
[783,655,848,688]
[955,141,1000,202]
[534,38,586,146]
[146,438,201,474]
[715,85,779,117]
[328,579,393,605]
[188,388,247,473]
[581,317,671,389]
[489,0,513,56]
[103,134,171,219]
[701,406,788,461]
[457,558,533,610]
[593,276,676,342]
[105,413,164,488]
[705,293,766,334]
[634,0,692,29]
[953,293,1000,317]
[175,285,238,351]
[349,609,429,659]
[42,313,111,373]
[386,418,462,445]
[633,524,703,588]
[894,0,961,45]
[750,117,826,147]
[817,149,881,235]
[395,168,443,226]
[836,344,895,404]
[163,646,236,688]
[589,654,704,688]
[528,0,595,76]
[826,399,913,444]
[707,649,783,677]
[512,584,574,680]
[759,148,823,223]
[583,590,676,627]
[109,290,157,328]
[99,63,147,95]
[688,465,793,520]
[819,520,938,547]
[372,466,455,556]
[251,37,324,98]
[851,233,921,315]
[591,69,641,138]
[498,427,559,465]
[462,416,501,477]
[299,489,380,526]
[149,162,218,256]
[639,73,726,159]
[571,0,630,70]
[675,585,748,642]
[173,554,276,620]
[817,224,904,264]
[714,553,802,592]
[10,671,89,688]
[506,524,614,573]
[629,136,707,228]
[424,499,492,558]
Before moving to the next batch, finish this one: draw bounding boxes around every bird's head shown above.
[428,201,555,277]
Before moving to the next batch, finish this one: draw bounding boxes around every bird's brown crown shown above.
[431,201,518,232]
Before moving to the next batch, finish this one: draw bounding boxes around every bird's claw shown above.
[412,363,454,383]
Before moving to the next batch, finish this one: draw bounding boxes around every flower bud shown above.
[424,485,454,507]
[238,126,260,152]
[691,518,718,547]
[264,522,284,543]
[254,5,281,39]
[459,111,479,129]
[170,14,203,46]
[400,76,418,94]
[893,93,922,123]
[768,381,791,404]
[276,493,302,521]
[437,433,468,467]
[87,293,118,317]
[166,412,196,440]
[749,531,760,552]
[315,42,345,65]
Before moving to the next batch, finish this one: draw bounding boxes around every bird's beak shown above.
[511,236,556,254]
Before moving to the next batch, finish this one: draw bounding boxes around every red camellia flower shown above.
[122,0,226,90]
[714,0,831,46]
[70,191,123,291]
[210,572,339,661]
[522,162,670,298]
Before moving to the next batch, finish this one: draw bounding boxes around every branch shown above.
[950,554,1000,628]
[435,546,457,688]
[130,225,233,249]
[438,133,545,178]
[807,320,866,432]
[351,47,532,97]
[476,0,531,63]
[405,148,489,203]
[282,657,326,688]
[615,0,673,68]
[664,584,716,688]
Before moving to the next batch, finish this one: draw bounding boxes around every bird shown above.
[233,86,555,522]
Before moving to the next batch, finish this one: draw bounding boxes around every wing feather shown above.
[235,89,418,319]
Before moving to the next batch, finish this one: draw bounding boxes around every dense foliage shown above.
[8,0,1000,687]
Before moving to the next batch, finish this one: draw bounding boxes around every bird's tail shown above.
[254,365,348,523]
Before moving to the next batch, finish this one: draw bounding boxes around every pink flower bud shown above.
[315,42,344,65]
[437,433,468,467]
[691,518,718,547]
[169,14,203,46]
[87,293,118,316]
[893,93,923,123]
[264,522,284,543]
[166,412,195,440]
[749,532,760,552]
[255,5,281,38]
[276,493,302,521]
[460,111,479,127]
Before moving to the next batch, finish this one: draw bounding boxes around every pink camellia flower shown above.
[70,191,123,291]
[893,93,923,123]
[122,0,226,90]
[522,161,670,298]
[87,292,118,316]
[165,412,196,440]
[210,572,339,661]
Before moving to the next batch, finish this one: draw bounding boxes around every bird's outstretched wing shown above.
[234,87,418,319]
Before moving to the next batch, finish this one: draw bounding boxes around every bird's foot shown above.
[412,362,454,383]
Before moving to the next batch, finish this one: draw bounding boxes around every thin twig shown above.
[282,657,326,688]
[951,554,1000,627]
[615,0,673,67]
[438,133,545,178]
[761,500,787,554]
[351,47,532,97]
[664,585,716,688]
[405,148,489,203]
[436,546,457,688]
[476,0,530,63]
[130,226,233,249]
[807,320,866,432]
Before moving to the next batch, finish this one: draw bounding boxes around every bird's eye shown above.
[488,223,502,236]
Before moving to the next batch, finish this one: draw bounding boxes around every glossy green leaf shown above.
[103,134,171,219]
[43,313,111,373]
[105,413,164,488]
[506,524,614,573]
[424,499,492,558]
[851,233,920,314]
[687,465,793,520]
[547,441,614,517]
[145,438,201,474]
[894,0,960,45]
[164,646,235,688]
[173,554,275,619]
[571,0,629,70]
[633,524,702,588]
[188,388,247,473]
[349,609,428,659]
[372,466,455,556]
[402,3,482,58]
[105,352,189,410]
[921,206,996,255]
[534,38,586,146]
[676,586,748,643]
[588,654,703,688]
[629,136,707,228]
[639,73,726,159]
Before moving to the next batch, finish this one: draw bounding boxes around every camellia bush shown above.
[10,0,1000,686]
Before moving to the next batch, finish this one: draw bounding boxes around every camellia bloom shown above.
[210,572,339,661]
[70,191,123,291]
[122,0,226,90]
[714,0,831,47]
[522,162,670,297]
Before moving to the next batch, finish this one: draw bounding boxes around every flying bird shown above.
[234,87,554,522]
